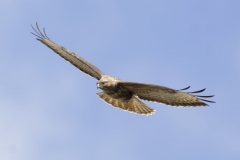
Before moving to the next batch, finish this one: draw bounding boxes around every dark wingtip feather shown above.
[200,99,216,103]
[182,87,215,105]
[30,32,42,39]
[36,22,46,38]
[31,24,41,37]
[31,22,50,40]
[43,28,50,40]
[189,88,206,93]
[196,95,214,98]
[179,86,191,91]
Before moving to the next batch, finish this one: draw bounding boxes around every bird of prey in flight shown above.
[31,22,215,116]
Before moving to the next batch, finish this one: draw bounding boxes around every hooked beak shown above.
[96,82,100,89]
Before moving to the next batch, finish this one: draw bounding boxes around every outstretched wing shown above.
[31,22,104,80]
[117,82,215,107]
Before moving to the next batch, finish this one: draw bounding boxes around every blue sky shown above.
[1,0,240,159]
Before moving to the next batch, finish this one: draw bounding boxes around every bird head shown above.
[97,75,118,90]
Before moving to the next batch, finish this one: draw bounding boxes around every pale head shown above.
[97,75,120,90]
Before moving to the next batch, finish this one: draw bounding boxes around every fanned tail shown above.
[97,92,155,116]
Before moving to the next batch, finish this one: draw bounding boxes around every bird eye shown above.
[101,82,105,85]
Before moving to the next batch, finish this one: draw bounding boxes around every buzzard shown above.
[31,23,215,116]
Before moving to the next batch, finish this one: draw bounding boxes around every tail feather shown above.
[97,92,155,115]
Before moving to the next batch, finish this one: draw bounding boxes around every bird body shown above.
[31,23,215,116]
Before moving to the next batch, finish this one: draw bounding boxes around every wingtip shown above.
[31,22,50,40]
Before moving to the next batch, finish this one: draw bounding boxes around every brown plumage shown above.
[31,22,215,116]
